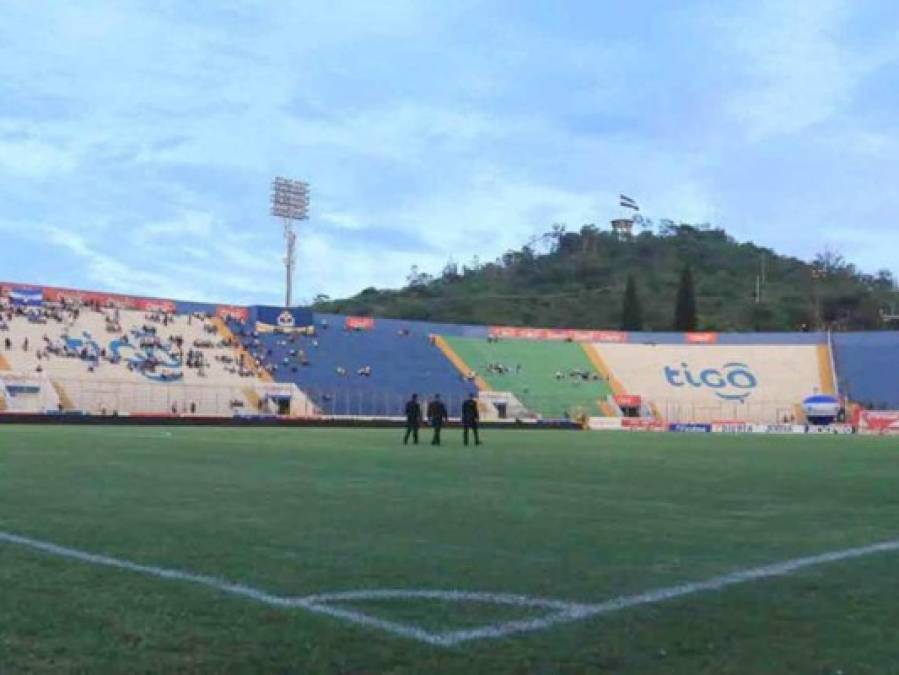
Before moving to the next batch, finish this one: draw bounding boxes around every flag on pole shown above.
[619,195,639,211]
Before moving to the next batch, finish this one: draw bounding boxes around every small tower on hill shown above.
[611,218,634,239]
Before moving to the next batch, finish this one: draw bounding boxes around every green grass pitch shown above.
[1,424,898,673]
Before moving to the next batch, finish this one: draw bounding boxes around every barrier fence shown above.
[0,374,808,424]
[651,399,802,425]
[0,376,254,417]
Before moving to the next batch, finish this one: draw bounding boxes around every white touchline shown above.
[0,428,174,440]
[2,529,898,647]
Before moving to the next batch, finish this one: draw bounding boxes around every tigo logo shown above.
[663,362,758,401]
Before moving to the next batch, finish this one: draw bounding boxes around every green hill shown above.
[316,223,897,332]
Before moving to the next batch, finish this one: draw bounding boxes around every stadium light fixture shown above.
[270,177,310,308]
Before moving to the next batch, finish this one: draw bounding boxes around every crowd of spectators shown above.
[555,368,604,382]
[0,298,242,382]
[231,321,323,378]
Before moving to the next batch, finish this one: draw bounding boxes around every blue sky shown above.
[1,0,897,305]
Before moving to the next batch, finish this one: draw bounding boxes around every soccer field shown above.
[1,425,898,674]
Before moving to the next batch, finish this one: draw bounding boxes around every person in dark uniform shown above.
[404,393,421,445]
[461,392,481,446]
[426,394,448,446]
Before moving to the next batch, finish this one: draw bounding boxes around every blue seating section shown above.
[832,332,899,408]
[230,313,481,416]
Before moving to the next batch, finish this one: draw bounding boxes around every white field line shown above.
[2,529,898,647]
[0,530,445,645]
[0,428,174,440]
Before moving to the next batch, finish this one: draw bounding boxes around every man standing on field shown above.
[461,392,481,446]
[426,394,448,446]
[403,393,421,445]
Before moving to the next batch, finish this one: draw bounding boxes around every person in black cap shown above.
[461,392,481,446]
[403,393,421,445]
[426,394,448,446]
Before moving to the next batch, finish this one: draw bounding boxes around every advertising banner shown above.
[9,287,42,306]
[216,305,249,322]
[805,423,854,434]
[621,418,666,432]
[685,332,718,344]
[345,316,375,330]
[668,423,712,433]
[1,282,216,314]
[134,298,176,313]
[488,326,629,343]
[40,286,174,311]
[858,411,899,435]
[587,417,624,431]
[711,420,753,433]
[614,394,642,408]
[760,424,806,434]
[252,306,315,331]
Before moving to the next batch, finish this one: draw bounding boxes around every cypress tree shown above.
[674,265,698,331]
[621,274,643,331]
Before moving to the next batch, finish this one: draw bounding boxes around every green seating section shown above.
[443,337,612,418]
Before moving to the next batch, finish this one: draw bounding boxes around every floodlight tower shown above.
[270,177,310,307]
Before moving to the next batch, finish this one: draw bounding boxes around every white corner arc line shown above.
[0,530,447,646]
[2,530,898,647]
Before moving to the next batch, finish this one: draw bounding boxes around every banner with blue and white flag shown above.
[250,306,314,332]
[9,287,43,306]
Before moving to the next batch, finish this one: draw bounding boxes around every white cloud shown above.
[135,211,215,242]
[0,1,897,304]
[0,139,77,177]
[711,0,898,140]
[42,226,194,297]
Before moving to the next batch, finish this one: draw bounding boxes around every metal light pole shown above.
[270,177,310,308]
[811,265,824,329]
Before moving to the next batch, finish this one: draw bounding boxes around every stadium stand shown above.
[442,336,614,418]
[587,341,833,424]
[226,312,475,417]
[832,332,899,408]
[0,297,295,416]
[3,282,890,425]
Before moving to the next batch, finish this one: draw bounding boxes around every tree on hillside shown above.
[674,265,698,331]
[621,274,643,331]
[316,223,896,332]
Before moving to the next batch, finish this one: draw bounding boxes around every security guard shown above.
[403,393,421,445]
[461,392,481,446]
[426,394,448,446]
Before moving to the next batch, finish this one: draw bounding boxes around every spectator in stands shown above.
[462,392,481,446]
[426,394,448,446]
[403,393,421,445]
